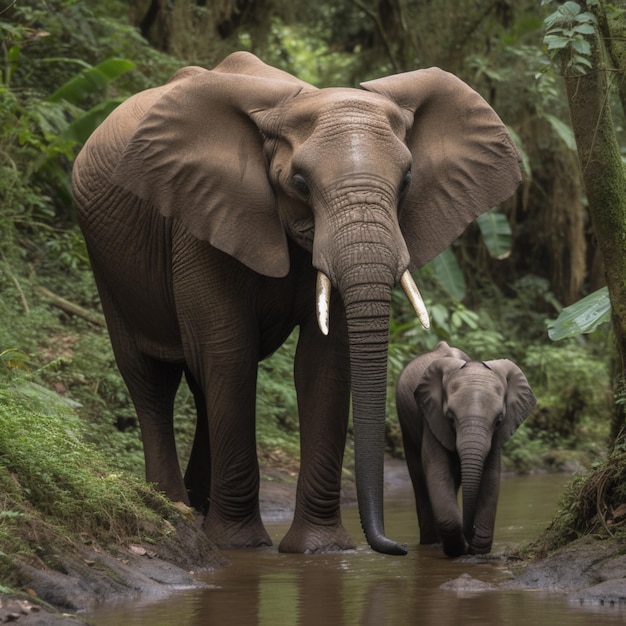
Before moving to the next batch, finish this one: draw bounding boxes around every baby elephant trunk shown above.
[457,423,491,545]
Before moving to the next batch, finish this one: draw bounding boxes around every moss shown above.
[0,383,195,589]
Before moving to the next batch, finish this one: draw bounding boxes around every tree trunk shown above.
[562,0,626,444]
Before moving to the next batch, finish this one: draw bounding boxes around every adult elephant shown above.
[396,342,536,556]
[72,52,521,555]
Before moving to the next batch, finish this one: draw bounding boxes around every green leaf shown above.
[545,35,572,50]
[575,11,598,24]
[560,2,582,18]
[7,45,20,63]
[429,248,466,300]
[573,23,595,34]
[430,303,451,335]
[47,58,135,105]
[53,98,125,145]
[476,210,512,260]
[545,113,577,150]
[547,287,611,340]
[572,39,591,55]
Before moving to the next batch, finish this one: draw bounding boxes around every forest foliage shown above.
[0,0,621,498]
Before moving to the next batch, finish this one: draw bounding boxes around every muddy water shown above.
[87,472,626,625]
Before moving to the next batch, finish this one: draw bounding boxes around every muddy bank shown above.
[0,513,222,624]
[502,535,626,607]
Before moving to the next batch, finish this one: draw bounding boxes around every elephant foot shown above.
[441,534,467,558]
[203,513,272,549]
[468,542,492,555]
[278,521,356,554]
[418,531,440,545]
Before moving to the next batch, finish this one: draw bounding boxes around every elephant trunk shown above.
[335,258,407,555]
[457,424,491,544]
[313,195,414,555]
[346,290,406,555]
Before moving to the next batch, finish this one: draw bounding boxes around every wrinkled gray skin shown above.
[396,341,536,557]
[72,52,521,555]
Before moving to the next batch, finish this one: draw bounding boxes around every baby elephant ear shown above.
[112,61,303,278]
[485,359,537,447]
[361,68,522,271]
[416,357,466,452]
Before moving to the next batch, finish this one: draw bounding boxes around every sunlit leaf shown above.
[547,287,611,340]
[0,349,31,371]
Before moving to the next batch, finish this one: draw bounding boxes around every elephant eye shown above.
[445,410,456,430]
[292,173,310,198]
[399,170,412,196]
[495,413,504,428]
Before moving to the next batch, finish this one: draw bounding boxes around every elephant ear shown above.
[361,68,522,270]
[111,53,308,278]
[485,359,537,447]
[212,50,314,88]
[415,357,467,452]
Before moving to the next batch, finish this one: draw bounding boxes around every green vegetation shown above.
[0,376,190,587]
[0,0,624,587]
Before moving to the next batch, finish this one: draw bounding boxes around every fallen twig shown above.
[38,287,106,327]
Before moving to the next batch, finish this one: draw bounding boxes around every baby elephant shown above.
[396,341,536,557]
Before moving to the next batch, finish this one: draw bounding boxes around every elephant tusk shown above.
[316,271,331,336]
[401,270,430,329]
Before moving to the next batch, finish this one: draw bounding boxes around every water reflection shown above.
[87,473,626,626]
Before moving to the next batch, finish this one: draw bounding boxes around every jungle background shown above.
[1,0,625,591]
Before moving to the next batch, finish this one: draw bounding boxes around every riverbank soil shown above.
[2,458,626,623]
[0,510,222,624]
[502,535,626,606]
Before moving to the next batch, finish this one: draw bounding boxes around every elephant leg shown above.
[467,449,500,555]
[199,357,271,548]
[278,311,355,553]
[406,445,439,545]
[100,292,187,503]
[183,368,211,513]
[423,442,465,557]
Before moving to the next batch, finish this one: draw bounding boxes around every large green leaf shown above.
[544,113,577,151]
[429,248,466,300]
[54,98,126,145]
[476,210,512,260]
[47,58,135,105]
[547,287,612,340]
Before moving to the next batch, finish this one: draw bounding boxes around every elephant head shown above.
[107,52,521,555]
[416,358,536,548]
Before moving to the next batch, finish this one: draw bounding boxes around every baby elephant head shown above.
[417,357,536,548]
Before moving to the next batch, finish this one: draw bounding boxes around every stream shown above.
[86,472,626,625]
